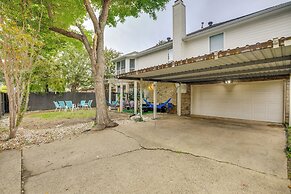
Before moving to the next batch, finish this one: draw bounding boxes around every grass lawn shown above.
[27,109,96,120]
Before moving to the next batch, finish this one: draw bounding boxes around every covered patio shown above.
[116,36,291,124]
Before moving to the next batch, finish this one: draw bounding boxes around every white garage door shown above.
[191,80,284,123]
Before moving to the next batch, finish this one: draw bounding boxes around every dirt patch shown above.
[0,110,131,152]
[21,117,93,130]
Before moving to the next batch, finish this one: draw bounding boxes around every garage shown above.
[191,80,284,123]
[118,37,291,125]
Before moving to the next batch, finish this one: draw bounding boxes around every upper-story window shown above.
[130,59,135,72]
[120,60,126,74]
[116,61,121,75]
[209,33,224,53]
[168,49,173,62]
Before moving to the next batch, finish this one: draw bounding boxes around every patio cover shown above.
[117,37,291,84]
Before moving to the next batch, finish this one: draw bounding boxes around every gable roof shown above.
[112,40,172,62]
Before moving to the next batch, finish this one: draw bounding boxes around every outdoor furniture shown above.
[53,101,61,111]
[65,101,75,111]
[78,100,93,109]
[58,101,66,110]
[143,98,172,110]
[107,100,118,110]
[87,100,93,109]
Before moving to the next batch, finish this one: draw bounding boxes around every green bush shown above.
[286,127,291,158]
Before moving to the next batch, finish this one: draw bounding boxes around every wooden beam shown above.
[147,56,291,79]
[184,69,291,83]
[169,64,291,82]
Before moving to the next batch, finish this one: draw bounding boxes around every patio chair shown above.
[107,100,119,110]
[65,101,75,111]
[53,101,61,111]
[58,101,66,111]
[87,100,93,109]
[78,100,88,109]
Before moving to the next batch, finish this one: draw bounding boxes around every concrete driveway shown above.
[1,115,289,193]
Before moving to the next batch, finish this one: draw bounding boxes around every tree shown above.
[42,0,170,130]
[30,44,94,93]
[0,18,42,138]
[104,47,121,79]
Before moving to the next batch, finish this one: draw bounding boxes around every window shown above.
[116,61,121,75]
[130,59,135,72]
[168,49,173,62]
[209,33,224,52]
[121,60,126,74]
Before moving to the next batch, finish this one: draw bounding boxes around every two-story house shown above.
[112,0,291,124]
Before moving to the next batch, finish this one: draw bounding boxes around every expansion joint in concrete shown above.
[111,128,287,180]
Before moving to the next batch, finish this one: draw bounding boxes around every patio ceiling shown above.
[117,37,291,84]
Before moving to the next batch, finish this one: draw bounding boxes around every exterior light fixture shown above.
[224,80,232,84]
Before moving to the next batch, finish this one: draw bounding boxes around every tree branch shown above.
[83,0,100,33]
[99,0,111,30]
[76,24,92,54]
[49,27,83,42]
[47,3,54,19]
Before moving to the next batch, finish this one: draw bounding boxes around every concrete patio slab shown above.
[117,116,288,178]
[0,150,21,194]
[23,129,140,176]
[25,149,289,194]
[18,115,290,193]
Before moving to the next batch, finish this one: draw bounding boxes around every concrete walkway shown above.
[0,150,21,194]
[0,116,290,193]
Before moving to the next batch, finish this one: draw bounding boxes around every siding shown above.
[225,10,291,49]
[182,9,291,59]
[136,49,169,70]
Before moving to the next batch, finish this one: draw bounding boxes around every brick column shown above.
[181,84,191,116]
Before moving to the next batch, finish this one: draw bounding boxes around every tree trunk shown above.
[91,35,118,130]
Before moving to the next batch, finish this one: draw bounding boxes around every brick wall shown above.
[181,84,191,115]
[141,82,177,105]
[140,82,192,115]
[285,79,290,124]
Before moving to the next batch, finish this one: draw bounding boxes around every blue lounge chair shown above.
[87,100,93,109]
[65,101,75,111]
[58,101,66,110]
[53,101,61,111]
[107,100,118,106]
[143,98,172,109]
[79,100,88,109]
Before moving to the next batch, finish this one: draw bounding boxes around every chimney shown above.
[173,0,186,61]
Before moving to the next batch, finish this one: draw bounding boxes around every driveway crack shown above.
[111,128,287,180]
[24,147,142,179]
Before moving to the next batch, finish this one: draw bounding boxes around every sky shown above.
[90,0,290,54]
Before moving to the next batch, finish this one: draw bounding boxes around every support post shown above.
[120,82,123,112]
[153,82,157,119]
[140,79,143,117]
[109,82,112,104]
[125,83,129,101]
[115,85,118,101]
[134,81,138,115]
[177,83,182,116]
[289,74,291,126]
